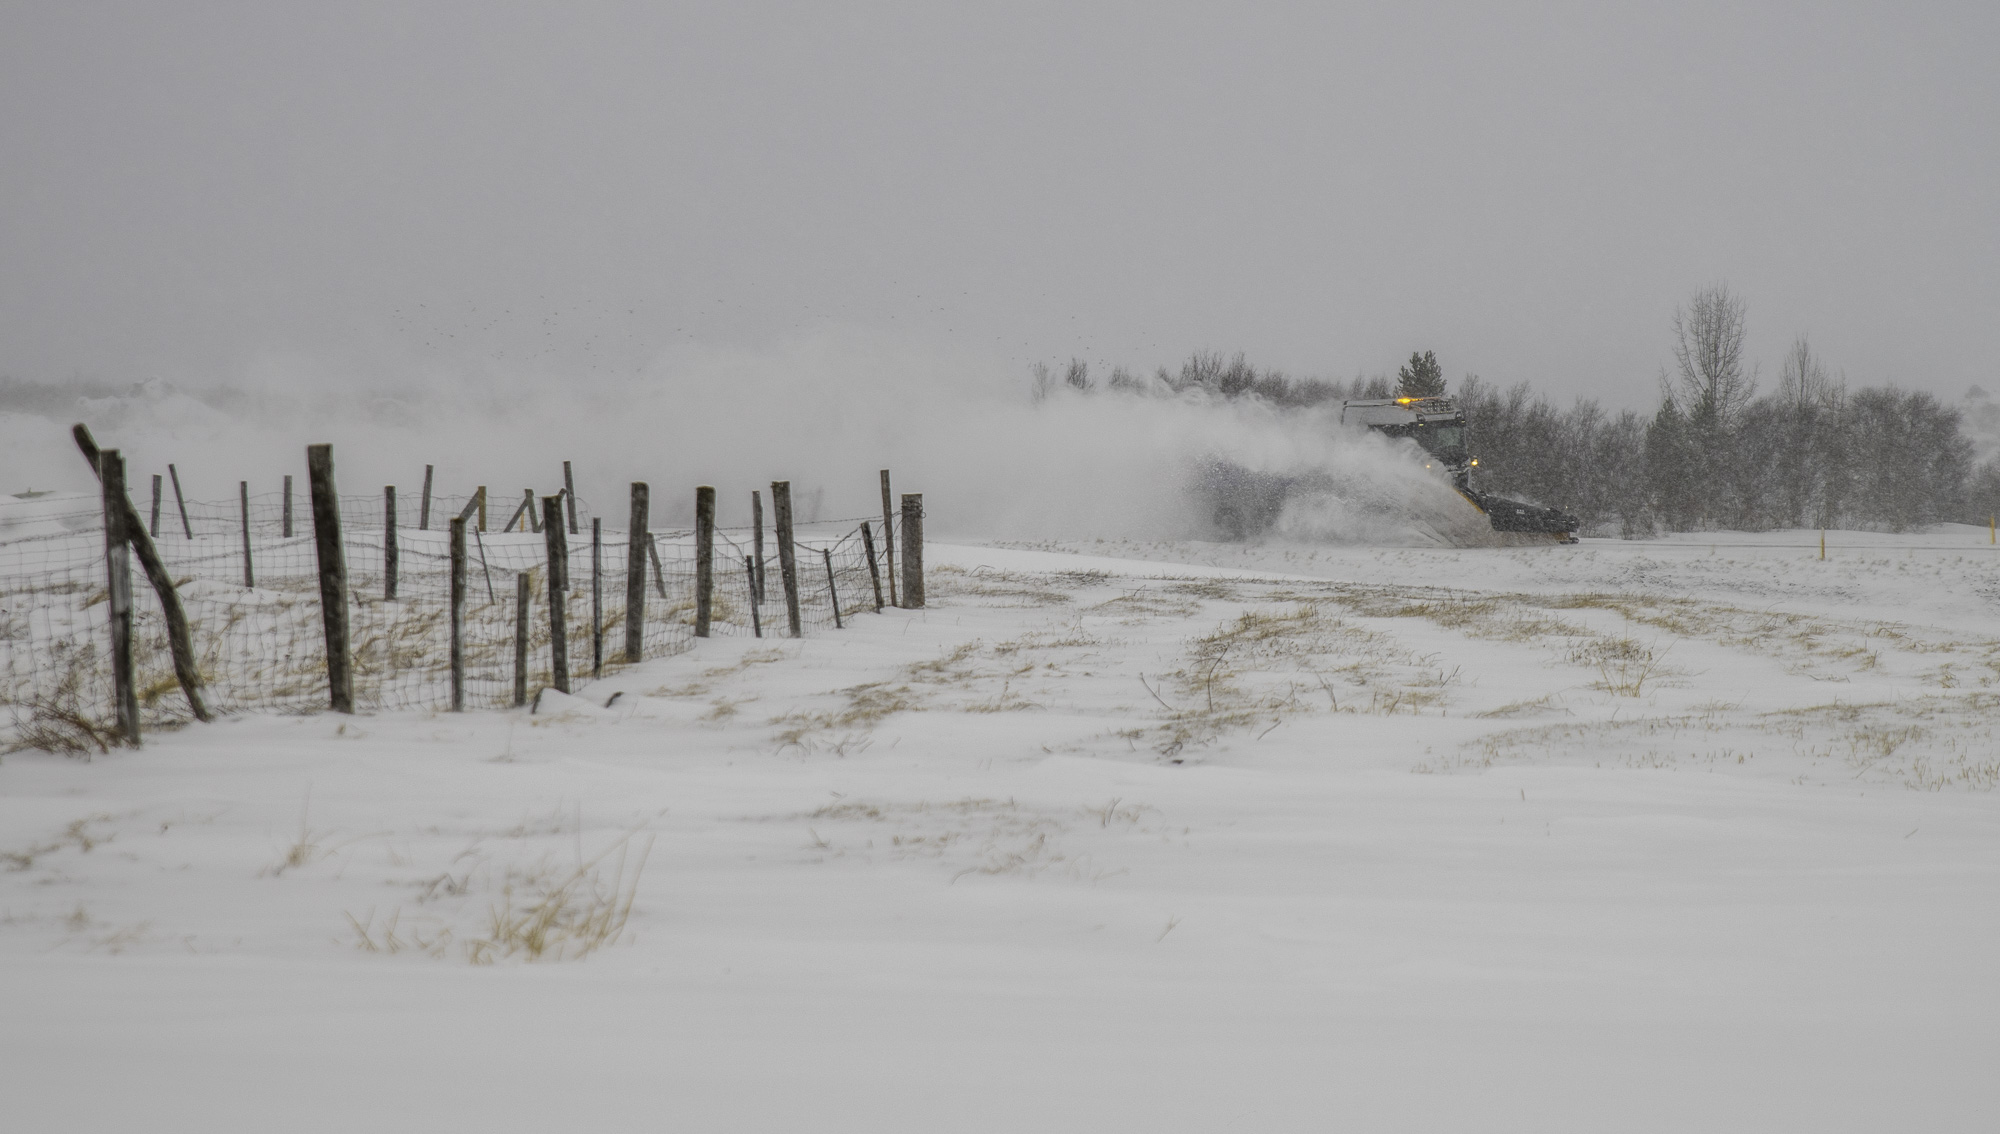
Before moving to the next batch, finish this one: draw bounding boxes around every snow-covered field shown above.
[6,531,2000,1132]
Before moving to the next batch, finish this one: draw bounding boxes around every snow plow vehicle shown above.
[1340,396,1580,540]
[1201,396,1581,543]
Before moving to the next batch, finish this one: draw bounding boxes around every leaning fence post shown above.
[282,475,293,538]
[772,480,802,637]
[514,571,531,707]
[624,482,648,663]
[473,526,496,602]
[150,474,162,538]
[822,547,843,629]
[564,460,579,535]
[384,485,398,600]
[648,536,667,599]
[449,515,467,711]
[860,521,885,612]
[751,489,767,602]
[100,449,140,746]
[900,493,924,608]
[239,481,254,588]
[541,495,570,694]
[419,464,434,531]
[591,517,603,677]
[880,469,898,607]
[648,536,672,604]
[70,425,209,723]
[694,485,715,637]
[307,444,353,713]
[169,463,192,539]
[745,555,762,638]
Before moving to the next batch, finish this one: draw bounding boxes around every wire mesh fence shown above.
[0,486,910,747]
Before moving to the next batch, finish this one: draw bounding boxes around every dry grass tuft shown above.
[350,832,654,963]
[465,834,653,963]
[3,814,119,872]
[1473,693,1570,719]
[1569,635,1678,697]
[905,641,984,682]
[1143,600,1459,755]
[6,653,120,756]
[965,681,1041,713]
[798,796,1136,882]
[264,792,328,876]
[1085,590,1203,623]
[927,566,1077,607]
[1165,578,1246,602]
[772,682,921,749]
[653,648,787,699]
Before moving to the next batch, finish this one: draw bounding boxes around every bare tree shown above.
[1175,350,1226,392]
[1106,365,1147,393]
[1218,352,1255,397]
[1666,283,1757,431]
[1778,335,1839,409]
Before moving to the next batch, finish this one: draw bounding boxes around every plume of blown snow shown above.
[2,328,1484,545]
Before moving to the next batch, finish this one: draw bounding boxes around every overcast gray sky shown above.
[3,0,1995,407]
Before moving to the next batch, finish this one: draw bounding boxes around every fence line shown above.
[0,465,920,748]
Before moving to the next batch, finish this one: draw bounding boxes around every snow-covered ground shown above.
[5,532,2000,1132]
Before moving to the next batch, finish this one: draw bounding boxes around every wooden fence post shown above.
[751,490,767,602]
[239,481,254,588]
[100,449,140,746]
[506,489,534,533]
[419,464,434,530]
[860,521,884,612]
[476,486,487,531]
[306,444,353,713]
[648,537,667,598]
[745,555,762,638]
[150,475,162,537]
[591,517,603,677]
[772,480,802,637]
[169,463,192,539]
[69,425,209,723]
[694,485,715,637]
[564,460,579,535]
[880,469,898,607]
[624,482,648,663]
[822,547,842,629]
[900,493,924,608]
[514,571,531,707]
[541,495,569,694]
[449,516,466,712]
[473,526,496,603]
[384,485,398,600]
[282,475,293,538]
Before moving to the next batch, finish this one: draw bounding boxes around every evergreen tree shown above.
[1645,401,1701,531]
[1396,351,1446,398]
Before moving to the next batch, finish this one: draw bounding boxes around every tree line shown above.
[1041,285,1995,535]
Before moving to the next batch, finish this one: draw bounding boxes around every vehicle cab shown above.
[1339,397,1473,491]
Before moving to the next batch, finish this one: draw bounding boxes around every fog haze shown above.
[4,1,1997,404]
